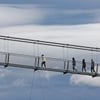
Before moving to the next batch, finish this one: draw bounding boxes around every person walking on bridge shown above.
[72,57,76,71]
[82,59,86,72]
[41,54,46,68]
[91,59,95,73]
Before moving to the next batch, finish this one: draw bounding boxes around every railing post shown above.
[34,57,37,67]
[67,60,69,70]
[64,60,66,70]
[37,57,40,67]
[63,60,69,74]
[4,53,9,68]
[34,56,38,71]
[96,64,98,73]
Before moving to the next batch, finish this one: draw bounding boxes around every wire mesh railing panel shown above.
[0,52,5,62]
[9,54,36,66]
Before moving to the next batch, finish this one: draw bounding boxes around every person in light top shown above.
[41,54,46,68]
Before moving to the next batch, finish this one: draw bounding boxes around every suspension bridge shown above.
[0,35,100,77]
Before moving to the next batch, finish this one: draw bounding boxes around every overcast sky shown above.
[0,1,100,100]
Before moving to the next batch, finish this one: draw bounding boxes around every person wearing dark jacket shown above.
[72,57,76,71]
[91,59,95,73]
[82,59,86,72]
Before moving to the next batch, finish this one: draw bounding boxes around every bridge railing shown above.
[0,51,99,74]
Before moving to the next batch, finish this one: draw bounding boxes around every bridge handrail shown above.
[0,51,100,66]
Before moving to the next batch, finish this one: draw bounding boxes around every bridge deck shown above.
[0,61,99,77]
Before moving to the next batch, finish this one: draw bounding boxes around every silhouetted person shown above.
[91,59,95,73]
[72,57,76,71]
[41,54,46,68]
[82,59,86,72]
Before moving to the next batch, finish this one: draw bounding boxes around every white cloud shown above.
[70,74,100,87]
[0,23,100,47]
[0,4,46,27]
[0,69,27,88]
[70,66,100,87]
